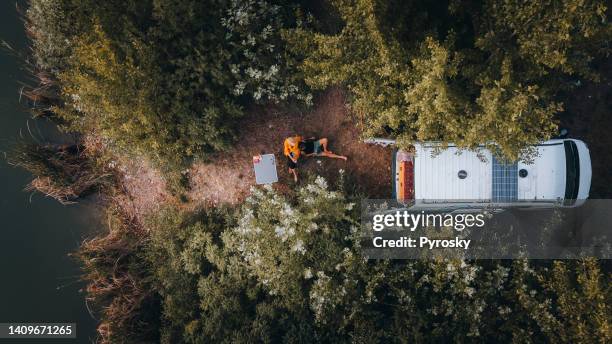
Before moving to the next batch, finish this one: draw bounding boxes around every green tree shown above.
[287,0,611,160]
[29,0,308,176]
[477,0,611,81]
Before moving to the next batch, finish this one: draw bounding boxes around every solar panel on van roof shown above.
[492,156,518,202]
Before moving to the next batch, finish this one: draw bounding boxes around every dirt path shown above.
[115,157,173,221]
[116,66,612,220]
[118,87,392,217]
[188,87,392,206]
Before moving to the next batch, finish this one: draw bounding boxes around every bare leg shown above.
[319,138,330,152]
[289,168,298,182]
[319,151,347,161]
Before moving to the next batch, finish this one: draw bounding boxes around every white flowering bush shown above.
[220,179,611,342]
[222,0,312,105]
[137,191,609,343]
[223,178,357,312]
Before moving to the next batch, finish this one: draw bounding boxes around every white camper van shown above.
[371,139,592,209]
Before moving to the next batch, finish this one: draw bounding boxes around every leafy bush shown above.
[28,0,310,173]
[139,178,611,342]
[223,0,312,105]
[286,0,611,160]
[26,0,78,72]
[146,206,319,343]
[224,177,356,304]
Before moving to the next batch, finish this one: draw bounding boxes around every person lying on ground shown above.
[283,136,348,183]
[299,137,348,161]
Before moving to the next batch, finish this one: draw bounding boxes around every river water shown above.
[0,2,96,342]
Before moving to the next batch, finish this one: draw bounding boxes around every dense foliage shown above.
[137,179,610,343]
[26,0,611,163]
[27,0,309,171]
[286,0,611,160]
[223,0,313,104]
[23,0,611,342]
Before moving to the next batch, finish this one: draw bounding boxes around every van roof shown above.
[414,144,492,201]
[411,141,567,202]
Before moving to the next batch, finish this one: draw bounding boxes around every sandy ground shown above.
[118,87,392,218]
[115,157,173,221]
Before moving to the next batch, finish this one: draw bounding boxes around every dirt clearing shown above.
[188,87,392,206]
[116,66,612,220]
[118,87,392,217]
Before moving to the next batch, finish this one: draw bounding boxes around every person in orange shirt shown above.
[284,136,302,182]
[284,135,347,182]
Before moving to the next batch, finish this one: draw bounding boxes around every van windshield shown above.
[564,141,580,203]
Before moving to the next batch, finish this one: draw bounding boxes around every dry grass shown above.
[8,143,111,204]
[114,157,173,222]
[75,204,155,344]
